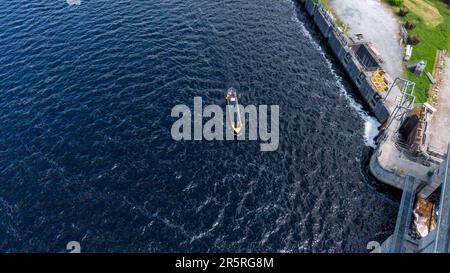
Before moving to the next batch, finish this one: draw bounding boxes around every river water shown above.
[0,0,398,252]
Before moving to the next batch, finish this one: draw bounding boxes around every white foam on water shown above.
[363,115,380,148]
[290,9,380,148]
[413,210,429,237]
[66,0,81,6]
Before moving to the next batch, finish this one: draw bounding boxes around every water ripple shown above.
[0,0,398,252]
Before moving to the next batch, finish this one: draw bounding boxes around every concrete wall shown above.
[417,229,437,253]
[327,32,347,59]
[300,0,389,123]
[305,0,315,16]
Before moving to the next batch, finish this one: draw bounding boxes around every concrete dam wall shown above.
[300,0,390,123]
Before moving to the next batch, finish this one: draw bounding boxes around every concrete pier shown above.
[390,176,416,253]
[382,144,450,253]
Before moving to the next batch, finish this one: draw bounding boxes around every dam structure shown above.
[301,0,389,123]
[298,0,450,253]
[299,0,441,196]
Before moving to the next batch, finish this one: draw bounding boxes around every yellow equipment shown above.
[371,68,388,92]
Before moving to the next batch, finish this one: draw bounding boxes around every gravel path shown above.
[329,0,405,79]
[429,57,450,155]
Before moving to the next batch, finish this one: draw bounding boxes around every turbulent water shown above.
[0,0,399,252]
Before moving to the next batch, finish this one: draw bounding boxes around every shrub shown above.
[405,21,417,30]
[399,7,409,16]
[390,0,404,6]
[408,35,421,45]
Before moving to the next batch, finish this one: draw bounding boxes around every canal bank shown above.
[298,0,441,193]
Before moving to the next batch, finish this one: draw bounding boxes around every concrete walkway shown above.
[428,57,450,156]
[329,0,405,79]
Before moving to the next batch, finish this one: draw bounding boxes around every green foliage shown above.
[408,35,421,45]
[399,7,410,16]
[405,20,417,29]
[389,0,404,6]
[395,0,450,103]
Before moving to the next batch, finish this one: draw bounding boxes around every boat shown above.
[226,88,243,135]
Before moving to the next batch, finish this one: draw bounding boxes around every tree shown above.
[390,0,404,6]
[405,21,417,30]
[408,35,421,45]
[399,7,409,17]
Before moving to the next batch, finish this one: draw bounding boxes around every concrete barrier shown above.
[299,0,390,123]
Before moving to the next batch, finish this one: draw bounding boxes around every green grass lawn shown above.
[386,0,450,103]
[319,0,449,103]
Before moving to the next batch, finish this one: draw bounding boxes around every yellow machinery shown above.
[371,68,388,92]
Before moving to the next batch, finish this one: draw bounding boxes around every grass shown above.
[319,0,449,103]
[385,0,450,103]
[404,0,443,27]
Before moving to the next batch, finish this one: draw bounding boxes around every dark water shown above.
[0,0,398,252]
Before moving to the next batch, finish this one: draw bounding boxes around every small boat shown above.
[226,88,243,135]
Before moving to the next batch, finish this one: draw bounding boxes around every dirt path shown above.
[428,57,450,155]
[329,0,405,79]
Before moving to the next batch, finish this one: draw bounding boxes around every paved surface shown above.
[428,57,450,156]
[377,128,434,183]
[330,0,405,79]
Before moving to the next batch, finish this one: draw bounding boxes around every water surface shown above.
[0,0,398,252]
